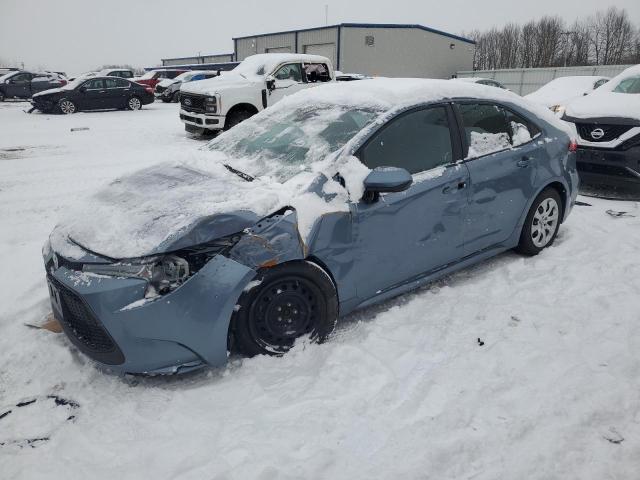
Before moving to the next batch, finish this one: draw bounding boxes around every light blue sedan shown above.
[43,79,579,374]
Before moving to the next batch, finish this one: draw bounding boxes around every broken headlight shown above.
[82,255,190,296]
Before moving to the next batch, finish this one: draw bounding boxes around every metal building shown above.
[233,23,475,79]
[162,53,235,67]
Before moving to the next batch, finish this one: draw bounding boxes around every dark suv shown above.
[0,71,67,101]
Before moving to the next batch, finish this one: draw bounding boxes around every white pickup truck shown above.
[179,53,334,134]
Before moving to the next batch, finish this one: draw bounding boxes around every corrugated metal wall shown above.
[163,54,233,66]
[456,65,633,95]
[340,27,474,78]
[298,27,339,68]
[236,32,296,60]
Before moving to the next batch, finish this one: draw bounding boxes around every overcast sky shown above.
[1,0,639,74]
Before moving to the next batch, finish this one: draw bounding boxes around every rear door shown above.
[352,104,470,299]
[455,102,543,255]
[102,78,128,108]
[5,72,32,98]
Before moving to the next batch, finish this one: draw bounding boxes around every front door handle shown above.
[517,156,533,168]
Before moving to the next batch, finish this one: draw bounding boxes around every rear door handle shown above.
[442,180,468,194]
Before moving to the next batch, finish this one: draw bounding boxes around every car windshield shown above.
[207,104,382,182]
[139,71,156,80]
[62,77,88,90]
[174,72,195,81]
[612,75,640,94]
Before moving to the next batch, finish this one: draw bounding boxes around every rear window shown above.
[458,103,511,158]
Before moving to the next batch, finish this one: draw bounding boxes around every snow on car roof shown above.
[233,53,333,77]
[525,76,609,107]
[451,77,488,83]
[565,64,640,120]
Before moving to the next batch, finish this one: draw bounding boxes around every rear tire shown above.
[58,99,76,114]
[224,108,254,130]
[516,187,562,256]
[127,96,142,110]
[232,261,338,357]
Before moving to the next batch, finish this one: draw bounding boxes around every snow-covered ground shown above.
[1,100,639,479]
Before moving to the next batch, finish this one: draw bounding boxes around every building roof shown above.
[160,53,234,62]
[232,23,475,45]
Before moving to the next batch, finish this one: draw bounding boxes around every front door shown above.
[78,78,107,109]
[455,102,543,255]
[351,105,469,300]
[5,72,32,98]
[267,63,309,106]
[102,78,128,109]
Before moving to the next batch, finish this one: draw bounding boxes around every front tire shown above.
[232,262,338,357]
[516,187,562,256]
[58,99,77,114]
[0,91,5,102]
[127,96,142,110]
[224,108,254,130]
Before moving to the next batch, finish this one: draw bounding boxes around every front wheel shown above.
[127,96,142,110]
[232,262,338,357]
[58,99,77,114]
[0,91,5,102]
[516,187,562,256]
[224,108,254,130]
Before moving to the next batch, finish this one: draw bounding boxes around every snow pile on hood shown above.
[525,76,608,107]
[565,65,640,120]
[51,78,569,260]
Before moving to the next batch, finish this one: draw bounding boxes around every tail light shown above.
[145,86,153,94]
[569,139,578,152]
[60,80,67,86]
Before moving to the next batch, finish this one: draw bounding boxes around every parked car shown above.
[179,53,334,135]
[155,70,220,103]
[97,68,135,79]
[563,65,640,187]
[133,69,187,91]
[525,76,609,116]
[0,71,67,101]
[452,77,508,90]
[31,76,154,114]
[43,79,577,375]
[0,67,19,76]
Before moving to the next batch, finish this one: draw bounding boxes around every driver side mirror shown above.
[79,86,87,93]
[266,75,276,91]
[362,167,413,203]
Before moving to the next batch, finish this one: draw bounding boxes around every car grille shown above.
[576,123,634,143]
[180,94,206,113]
[155,85,166,94]
[48,275,124,364]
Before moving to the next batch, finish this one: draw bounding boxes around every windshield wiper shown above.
[224,164,254,182]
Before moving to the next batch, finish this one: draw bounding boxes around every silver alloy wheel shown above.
[531,198,559,248]
[60,100,75,114]
[128,97,142,110]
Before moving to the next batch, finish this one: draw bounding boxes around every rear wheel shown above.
[58,99,76,114]
[127,96,142,110]
[516,187,562,256]
[232,262,338,357]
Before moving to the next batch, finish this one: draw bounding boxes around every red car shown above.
[133,69,187,91]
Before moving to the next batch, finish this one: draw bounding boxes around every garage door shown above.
[266,46,292,54]
[304,43,336,66]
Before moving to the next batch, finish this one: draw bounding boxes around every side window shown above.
[458,103,511,158]
[83,79,104,89]
[504,109,540,146]
[274,64,302,82]
[115,78,130,87]
[121,71,132,78]
[192,74,204,81]
[304,63,330,83]
[359,107,454,174]
[104,78,118,88]
[11,73,31,83]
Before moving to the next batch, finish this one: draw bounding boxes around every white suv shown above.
[179,53,334,134]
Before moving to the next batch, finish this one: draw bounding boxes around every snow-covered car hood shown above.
[156,78,176,88]
[525,76,606,108]
[180,73,259,95]
[48,153,352,260]
[565,91,640,122]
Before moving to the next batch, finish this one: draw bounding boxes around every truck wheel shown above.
[224,108,254,130]
[232,261,338,357]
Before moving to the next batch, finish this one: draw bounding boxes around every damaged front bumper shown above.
[43,248,256,375]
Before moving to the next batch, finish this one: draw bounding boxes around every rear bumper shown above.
[179,108,224,130]
[45,255,256,375]
[576,146,640,186]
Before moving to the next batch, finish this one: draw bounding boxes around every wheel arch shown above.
[226,102,259,117]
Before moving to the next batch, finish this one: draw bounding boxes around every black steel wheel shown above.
[232,261,338,357]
